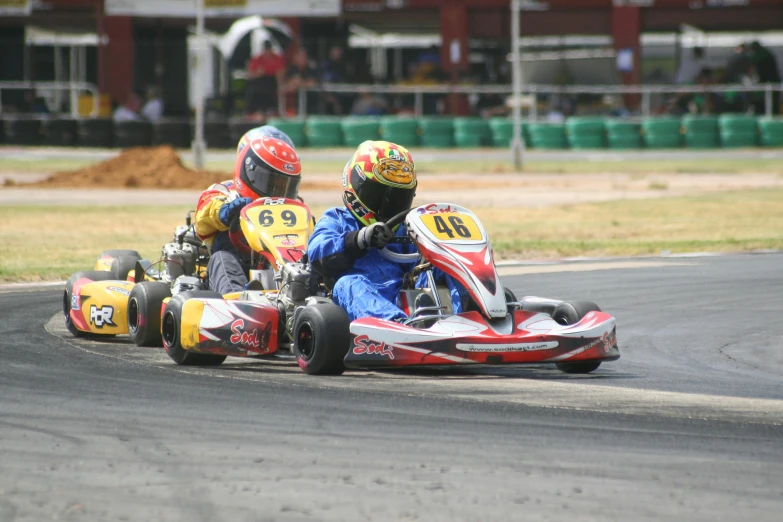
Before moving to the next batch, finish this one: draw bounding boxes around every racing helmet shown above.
[342,140,417,226]
[236,125,296,154]
[233,135,301,200]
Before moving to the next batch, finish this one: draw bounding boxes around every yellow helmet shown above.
[342,140,417,226]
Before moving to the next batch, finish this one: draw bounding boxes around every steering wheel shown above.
[378,208,422,264]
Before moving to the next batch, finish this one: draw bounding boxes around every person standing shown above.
[246,41,286,120]
[749,41,781,114]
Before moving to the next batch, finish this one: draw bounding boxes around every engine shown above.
[161,241,198,281]
[276,262,318,339]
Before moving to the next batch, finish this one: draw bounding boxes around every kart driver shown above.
[307,140,466,323]
[194,125,301,295]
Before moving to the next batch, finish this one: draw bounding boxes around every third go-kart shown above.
[290,203,620,375]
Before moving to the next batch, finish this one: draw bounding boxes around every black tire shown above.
[99,249,142,259]
[128,282,172,346]
[110,255,140,281]
[152,120,191,148]
[114,120,153,148]
[504,286,518,314]
[552,301,603,374]
[293,303,351,375]
[4,117,41,145]
[77,119,113,148]
[63,270,118,337]
[161,290,227,366]
[43,118,78,146]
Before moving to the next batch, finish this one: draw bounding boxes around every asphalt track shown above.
[1,253,782,521]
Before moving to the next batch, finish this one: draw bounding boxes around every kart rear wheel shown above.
[293,303,351,375]
[63,270,118,337]
[552,301,603,374]
[161,291,227,366]
[504,286,518,314]
[128,282,172,347]
[111,255,140,281]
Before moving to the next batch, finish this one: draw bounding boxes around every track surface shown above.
[1,254,782,521]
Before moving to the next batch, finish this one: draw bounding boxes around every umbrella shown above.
[219,16,294,68]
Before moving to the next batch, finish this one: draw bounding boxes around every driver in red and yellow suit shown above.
[195,126,301,295]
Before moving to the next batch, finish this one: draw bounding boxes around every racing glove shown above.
[356,222,394,250]
[218,197,252,227]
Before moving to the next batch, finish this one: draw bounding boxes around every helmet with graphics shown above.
[342,140,417,227]
[236,125,296,154]
[233,132,301,200]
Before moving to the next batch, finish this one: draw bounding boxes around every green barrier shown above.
[487,118,529,147]
[682,115,719,133]
[305,117,343,147]
[643,133,682,148]
[758,117,783,135]
[761,135,783,147]
[379,117,419,146]
[452,117,490,147]
[568,135,606,149]
[419,117,454,147]
[605,120,641,135]
[684,132,720,148]
[719,114,758,134]
[720,131,758,148]
[341,118,381,147]
[608,134,643,149]
[565,117,605,134]
[266,119,307,147]
[641,117,682,135]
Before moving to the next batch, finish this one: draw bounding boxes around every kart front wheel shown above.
[552,301,603,374]
[111,255,140,282]
[63,270,117,337]
[293,303,351,375]
[128,282,172,347]
[161,291,227,366]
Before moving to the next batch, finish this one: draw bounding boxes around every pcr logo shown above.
[90,305,116,328]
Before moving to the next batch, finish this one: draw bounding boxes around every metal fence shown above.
[294,82,783,119]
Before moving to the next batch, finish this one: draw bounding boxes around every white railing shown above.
[0,81,100,118]
[295,82,783,119]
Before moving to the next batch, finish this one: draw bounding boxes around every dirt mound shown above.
[31,146,230,189]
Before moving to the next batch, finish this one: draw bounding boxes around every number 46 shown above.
[433,215,470,238]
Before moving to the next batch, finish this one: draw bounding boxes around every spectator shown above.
[113,92,142,122]
[749,40,781,114]
[688,68,722,115]
[320,45,350,115]
[141,86,164,122]
[19,89,49,114]
[246,40,286,120]
[285,49,318,114]
[351,88,388,116]
[675,47,707,85]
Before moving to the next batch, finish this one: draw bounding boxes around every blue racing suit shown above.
[308,207,466,322]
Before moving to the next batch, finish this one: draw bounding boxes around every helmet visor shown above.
[243,161,300,199]
[352,169,416,222]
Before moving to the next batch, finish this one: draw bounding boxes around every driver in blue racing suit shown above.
[307,140,466,323]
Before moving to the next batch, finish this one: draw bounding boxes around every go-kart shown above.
[289,203,619,375]
[159,197,319,365]
[63,213,210,343]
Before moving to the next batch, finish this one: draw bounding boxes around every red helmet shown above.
[233,136,301,200]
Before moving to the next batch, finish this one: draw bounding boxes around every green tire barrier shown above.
[341,118,381,148]
[419,117,454,148]
[643,134,682,148]
[487,118,529,147]
[682,115,719,134]
[641,117,682,135]
[606,120,642,149]
[453,117,491,147]
[608,134,643,149]
[719,114,758,134]
[528,123,567,149]
[684,132,720,148]
[266,119,307,147]
[305,117,343,147]
[568,135,606,149]
[758,118,783,147]
[720,130,758,148]
[379,117,419,146]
